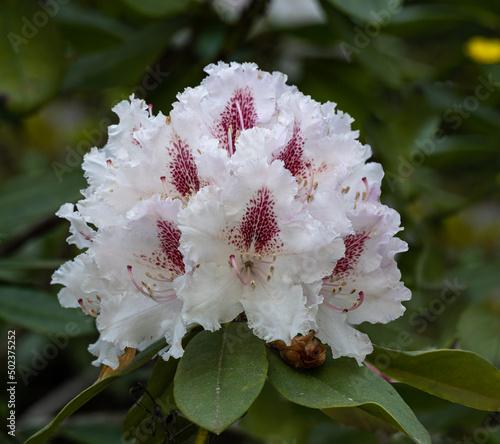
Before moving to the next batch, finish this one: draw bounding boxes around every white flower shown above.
[177,156,343,344]
[173,61,294,155]
[314,169,411,364]
[53,61,411,368]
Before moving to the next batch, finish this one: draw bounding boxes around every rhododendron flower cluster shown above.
[52,62,410,369]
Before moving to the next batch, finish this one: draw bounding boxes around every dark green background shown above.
[1,0,499,442]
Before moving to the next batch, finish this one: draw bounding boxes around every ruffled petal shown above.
[316,305,373,365]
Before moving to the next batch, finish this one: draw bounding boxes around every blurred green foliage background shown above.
[0,0,499,442]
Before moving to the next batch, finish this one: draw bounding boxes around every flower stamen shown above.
[78,298,97,317]
[323,290,365,313]
[362,177,369,202]
[229,255,250,285]
[235,99,245,131]
[228,125,234,155]
[127,265,155,298]
[160,176,169,196]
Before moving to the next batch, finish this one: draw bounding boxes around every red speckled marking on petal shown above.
[167,138,200,196]
[331,231,367,277]
[227,188,283,256]
[137,220,185,276]
[276,122,309,178]
[214,87,258,154]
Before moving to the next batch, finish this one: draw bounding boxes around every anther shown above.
[250,280,256,289]
[96,294,102,302]
[307,194,314,203]
[355,191,360,200]
[86,297,94,303]
[350,288,356,294]
[314,182,319,190]
[166,115,171,125]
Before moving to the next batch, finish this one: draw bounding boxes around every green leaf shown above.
[174,322,268,434]
[367,346,500,411]
[55,3,131,54]
[322,405,399,435]
[0,0,64,114]
[62,21,184,91]
[59,423,124,444]
[25,337,167,444]
[326,0,404,22]
[0,169,85,242]
[267,348,430,444]
[122,357,178,442]
[123,327,201,441]
[0,286,95,335]
[458,302,500,366]
[121,0,197,17]
[239,380,329,444]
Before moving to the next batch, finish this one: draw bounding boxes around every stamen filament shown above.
[160,176,169,196]
[230,255,250,285]
[235,100,245,131]
[362,177,370,202]
[127,265,152,297]
[323,291,365,312]
[78,299,97,317]
[228,125,234,155]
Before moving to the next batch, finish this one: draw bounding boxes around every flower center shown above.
[229,253,275,289]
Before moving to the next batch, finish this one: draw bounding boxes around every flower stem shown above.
[194,426,212,444]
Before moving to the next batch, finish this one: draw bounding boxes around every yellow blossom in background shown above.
[465,36,500,64]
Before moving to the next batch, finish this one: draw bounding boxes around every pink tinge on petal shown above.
[275,122,309,178]
[167,138,200,197]
[237,187,282,256]
[215,87,258,154]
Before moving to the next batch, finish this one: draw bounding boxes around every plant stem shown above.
[194,426,212,444]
